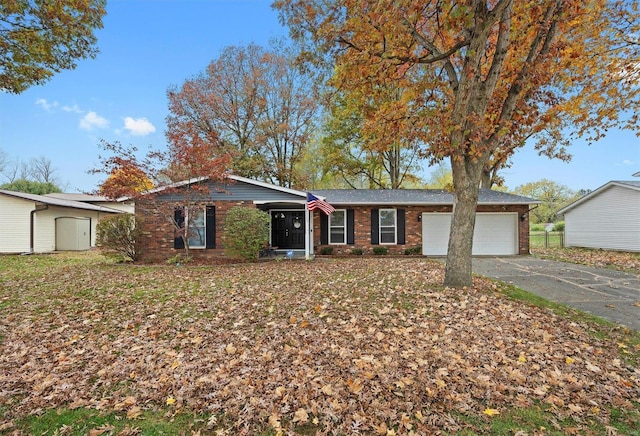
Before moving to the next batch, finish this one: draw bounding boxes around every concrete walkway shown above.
[471,257,640,331]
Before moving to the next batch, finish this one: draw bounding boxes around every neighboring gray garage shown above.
[422,212,518,255]
[557,180,640,252]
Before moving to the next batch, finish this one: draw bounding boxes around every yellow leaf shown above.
[565,356,575,364]
[517,353,527,363]
[170,360,180,370]
[166,396,176,405]
[483,408,500,416]
[299,319,310,328]
[292,408,309,423]
[225,343,237,355]
[274,386,286,398]
[312,417,319,425]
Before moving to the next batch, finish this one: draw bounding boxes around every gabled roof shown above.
[127,174,308,199]
[557,180,640,215]
[312,188,538,206]
[0,190,122,213]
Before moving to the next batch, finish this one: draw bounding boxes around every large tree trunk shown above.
[444,156,483,288]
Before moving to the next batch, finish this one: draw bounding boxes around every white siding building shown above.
[0,190,124,254]
[557,181,640,252]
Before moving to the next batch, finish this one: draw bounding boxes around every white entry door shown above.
[422,213,518,256]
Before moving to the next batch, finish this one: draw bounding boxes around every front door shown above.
[271,211,305,249]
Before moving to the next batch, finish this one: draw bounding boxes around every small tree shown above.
[0,178,61,195]
[96,214,141,261]
[223,207,270,261]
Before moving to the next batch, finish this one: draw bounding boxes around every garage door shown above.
[422,213,518,255]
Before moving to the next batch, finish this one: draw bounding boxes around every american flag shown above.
[306,192,335,215]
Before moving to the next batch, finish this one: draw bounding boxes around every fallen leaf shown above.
[483,408,500,416]
[126,406,142,419]
[292,408,309,423]
[321,384,335,396]
[347,378,363,394]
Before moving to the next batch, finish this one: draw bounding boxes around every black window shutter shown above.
[397,209,406,245]
[174,208,185,249]
[347,209,355,245]
[371,209,379,245]
[206,206,216,249]
[320,213,328,245]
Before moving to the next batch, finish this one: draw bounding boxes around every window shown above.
[187,208,206,248]
[379,209,397,244]
[174,206,216,250]
[329,209,346,244]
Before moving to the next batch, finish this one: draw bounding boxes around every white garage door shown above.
[422,213,518,255]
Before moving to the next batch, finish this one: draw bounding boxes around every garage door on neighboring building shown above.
[422,213,518,256]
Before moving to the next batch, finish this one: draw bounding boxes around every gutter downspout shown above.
[25,204,49,255]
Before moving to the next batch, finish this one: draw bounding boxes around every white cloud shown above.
[123,116,156,136]
[62,103,83,114]
[622,159,635,166]
[35,98,58,111]
[79,111,109,131]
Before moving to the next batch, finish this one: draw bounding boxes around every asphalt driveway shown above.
[471,256,640,331]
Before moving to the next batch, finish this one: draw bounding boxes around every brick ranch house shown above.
[135,175,538,262]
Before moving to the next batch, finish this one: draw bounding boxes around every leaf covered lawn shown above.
[1,255,639,434]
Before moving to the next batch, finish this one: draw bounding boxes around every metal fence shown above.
[530,231,565,248]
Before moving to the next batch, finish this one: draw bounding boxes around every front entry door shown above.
[271,211,305,249]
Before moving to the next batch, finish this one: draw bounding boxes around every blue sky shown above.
[0,0,638,193]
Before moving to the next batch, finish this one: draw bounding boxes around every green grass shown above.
[530,231,564,248]
[12,403,639,435]
[11,408,216,435]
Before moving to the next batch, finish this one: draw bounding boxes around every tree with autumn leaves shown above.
[275,0,640,287]
[93,134,231,258]
[166,42,319,189]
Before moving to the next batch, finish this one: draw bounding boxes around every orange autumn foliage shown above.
[275,0,639,287]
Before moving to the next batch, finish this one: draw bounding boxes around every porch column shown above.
[305,206,311,259]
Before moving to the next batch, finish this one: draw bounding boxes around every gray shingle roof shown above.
[0,190,122,213]
[612,180,640,189]
[311,189,538,205]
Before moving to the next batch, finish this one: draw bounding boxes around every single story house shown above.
[0,190,124,254]
[136,175,538,262]
[557,180,640,252]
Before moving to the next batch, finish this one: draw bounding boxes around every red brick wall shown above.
[137,198,531,262]
[313,205,531,255]
[136,199,256,263]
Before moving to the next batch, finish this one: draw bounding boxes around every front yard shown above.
[0,252,639,435]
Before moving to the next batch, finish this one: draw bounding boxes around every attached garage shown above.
[311,188,538,256]
[422,212,518,255]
